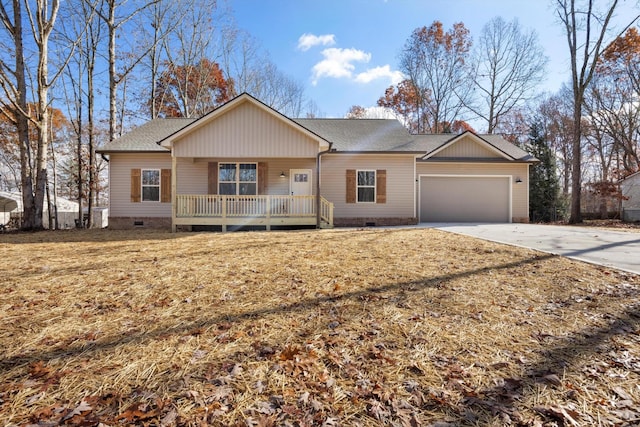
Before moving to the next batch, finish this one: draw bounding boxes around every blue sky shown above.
[229,0,574,118]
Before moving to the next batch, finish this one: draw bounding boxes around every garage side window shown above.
[357,170,376,203]
[142,169,160,202]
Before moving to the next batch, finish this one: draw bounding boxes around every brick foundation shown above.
[512,217,530,223]
[108,217,171,230]
[333,217,418,227]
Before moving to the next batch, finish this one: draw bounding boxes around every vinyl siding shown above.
[622,175,640,209]
[173,102,321,158]
[109,153,172,217]
[176,158,316,196]
[416,162,529,220]
[433,137,504,158]
[321,154,415,218]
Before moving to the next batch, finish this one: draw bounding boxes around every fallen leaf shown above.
[534,405,581,426]
[613,386,633,401]
[25,391,45,406]
[160,408,178,427]
[29,361,51,379]
[60,400,93,422]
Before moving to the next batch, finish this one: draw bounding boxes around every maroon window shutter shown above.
[376,169,386,204]
[131,169,141,203]
[346,169,356,203]
[208,162,218,194]
[160,169,171,203]
[258,162,268,195]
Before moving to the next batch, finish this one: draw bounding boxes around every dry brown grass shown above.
[0,228,639,426]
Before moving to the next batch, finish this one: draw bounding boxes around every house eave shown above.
[325,150,425,155]
[96,149,170,154]
[418,157,537,163]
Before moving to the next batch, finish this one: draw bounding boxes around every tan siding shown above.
[321,154,415,218]
[176,158,209,194]
[109,153,172,217]
[433,137,503,158]
[173,102,320,158]
[416,162,529,221]
[176,158,316,196]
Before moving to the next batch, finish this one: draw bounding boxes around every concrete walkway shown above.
[427,223,640,275]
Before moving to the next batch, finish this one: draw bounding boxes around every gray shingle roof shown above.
[98,115,534,161]
[293,119,417,152]
[479,134,537,162]
[98,118,195,153]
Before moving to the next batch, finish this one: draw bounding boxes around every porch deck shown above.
[173,195,334,231]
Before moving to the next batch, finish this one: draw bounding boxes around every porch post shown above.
[266,195,271,231]
[171,155,177,232]
[222,196,227,232]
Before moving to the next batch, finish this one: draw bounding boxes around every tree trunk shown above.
[50,136,59,229]
[569,98,582,223]
[87,41,95,228]
[108,0,117,142]
[11,0,36,230]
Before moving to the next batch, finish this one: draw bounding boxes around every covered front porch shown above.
[173,194,333,231]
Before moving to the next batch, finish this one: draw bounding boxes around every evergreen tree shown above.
[528,120,566,222]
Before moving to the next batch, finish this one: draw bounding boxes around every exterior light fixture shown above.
[515,177,523,183]
[280,171,286,178]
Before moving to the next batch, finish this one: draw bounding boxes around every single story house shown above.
[97,93,537,231]
[621,171,640,221]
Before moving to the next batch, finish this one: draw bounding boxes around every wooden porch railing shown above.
[176,194,333,228]
[320,196,334,227]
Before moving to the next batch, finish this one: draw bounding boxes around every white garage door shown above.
[420,176,511,222]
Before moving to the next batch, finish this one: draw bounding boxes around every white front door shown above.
[290,169,312,196]
[289,169,313,215]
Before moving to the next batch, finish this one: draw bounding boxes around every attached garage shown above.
[419,175,511,222]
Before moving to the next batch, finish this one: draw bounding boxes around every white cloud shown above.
[311,48,371,85]
[297,33,336,51]
[355,65,405,85]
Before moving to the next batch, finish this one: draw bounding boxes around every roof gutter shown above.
[315,144,334,228]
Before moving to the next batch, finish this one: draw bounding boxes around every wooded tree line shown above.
[360,1,639,223]
[0,0,317,230]
[1,0,639,230]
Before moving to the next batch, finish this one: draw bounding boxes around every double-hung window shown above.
[357,170,376,203]
[219,163,257,195]
[141,169,160,202]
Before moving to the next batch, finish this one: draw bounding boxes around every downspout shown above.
[315,143,333,228]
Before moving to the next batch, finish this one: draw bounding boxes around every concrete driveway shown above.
[427,223,640,275]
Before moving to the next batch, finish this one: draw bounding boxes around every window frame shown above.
[141,169,161,202]
[356,169,376,203]
[218,162,258,195]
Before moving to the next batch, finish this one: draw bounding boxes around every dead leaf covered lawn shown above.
[0,228,639,426]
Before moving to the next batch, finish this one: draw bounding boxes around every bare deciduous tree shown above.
[0,0,36,228]
[555,0,639,223]
[399,21,473,133]
[469,17,547,133]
